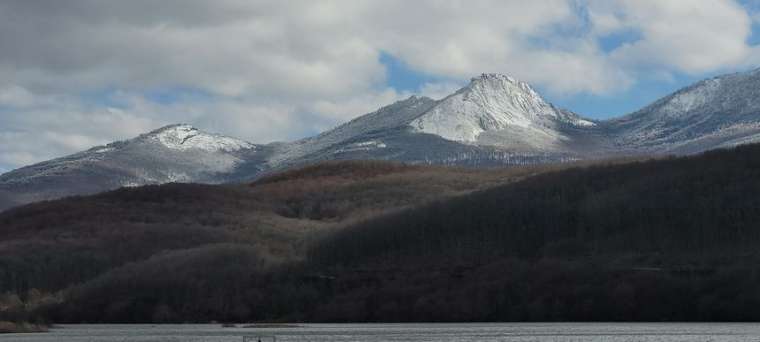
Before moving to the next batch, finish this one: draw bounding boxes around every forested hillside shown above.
[4,145,760,323]
[313,144,760,263]
[300,144,760,321]
[0,161,540,323]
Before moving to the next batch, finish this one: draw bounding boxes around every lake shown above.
[3,323,760,341]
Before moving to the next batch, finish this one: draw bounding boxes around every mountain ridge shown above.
[3,68,760,210]
[609,67,760,153]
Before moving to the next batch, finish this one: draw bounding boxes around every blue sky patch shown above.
[598,29,643,53]
[144,87,214,105]
[380,51,443,93]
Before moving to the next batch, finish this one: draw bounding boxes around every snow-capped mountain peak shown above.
[467,73,550,114]
[145,124,254,152]
[409,73,594,144]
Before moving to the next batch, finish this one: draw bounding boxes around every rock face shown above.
[4,68,760,210]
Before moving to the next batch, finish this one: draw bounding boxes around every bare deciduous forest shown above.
[2,145,760,323]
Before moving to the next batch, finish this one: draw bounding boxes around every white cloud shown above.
[0,85,36,108]
[0,0,758,171]
[0,1,628,98]
[589,0,753,73]
[0,92,160,171]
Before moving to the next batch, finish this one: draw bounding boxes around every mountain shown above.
[4,68,760,211]
[0,124,270,210]
[0,75,586,211]
[272,74,595,169]
[609,68,760,153]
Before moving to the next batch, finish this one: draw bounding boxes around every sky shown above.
[2,0,760,173]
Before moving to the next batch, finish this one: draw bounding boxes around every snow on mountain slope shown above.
[152,124,255,152]
[610,68,760,153]
[269,95,436,165]
[410,74,594,148]
[2,124,257,185]
[265,74,600,170]
[0,125,264,211]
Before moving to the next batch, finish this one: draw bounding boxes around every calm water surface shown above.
[3,323,760,342]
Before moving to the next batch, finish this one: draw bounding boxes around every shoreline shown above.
[0,321,49,334]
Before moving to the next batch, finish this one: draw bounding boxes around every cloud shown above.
[0,91,160,171]
[0,85,36,108]
[358,1,634,95]
[0,86,412,171]
[0,0,758,171]
[588,0,753,73]
[0,1,629,98]
[0,1,387,99]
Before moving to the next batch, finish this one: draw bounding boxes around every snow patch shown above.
[121,181,142,188]
[334,140,387,154]
[269,96,435,166]
[93,147,114,153]
[152,124,254,152]
[656,78,722,118]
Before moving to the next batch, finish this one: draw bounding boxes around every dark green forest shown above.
[3,145,760,323]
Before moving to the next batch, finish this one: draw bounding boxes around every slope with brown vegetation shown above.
[7,156,680,323]
[0,160,551,299]
[247,160,555,224]
[302,144,760,322]
[39,144,760,323]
